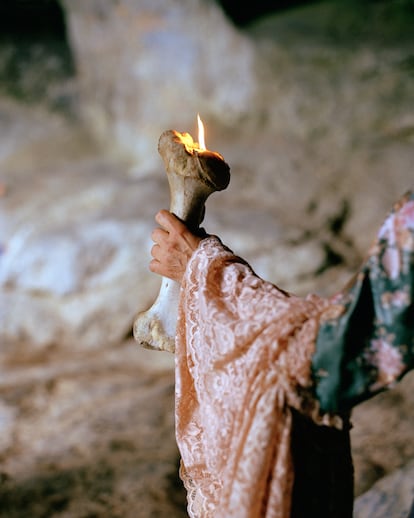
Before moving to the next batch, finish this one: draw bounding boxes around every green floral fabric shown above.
[312,191,414,414]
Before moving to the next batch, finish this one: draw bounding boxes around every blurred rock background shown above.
[0,0,413,516]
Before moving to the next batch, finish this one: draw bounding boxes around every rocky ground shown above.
[0,1,413,517]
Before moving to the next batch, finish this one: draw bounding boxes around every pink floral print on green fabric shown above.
[312,191,414,414]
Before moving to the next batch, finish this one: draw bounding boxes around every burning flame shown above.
[179,114,208,155]
[197,113,206,151]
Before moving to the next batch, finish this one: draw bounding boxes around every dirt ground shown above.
[0,341,187,518]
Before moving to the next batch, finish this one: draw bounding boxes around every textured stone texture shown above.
[354,457,414,518]
[0,1,413,516]
[61,0,261,174]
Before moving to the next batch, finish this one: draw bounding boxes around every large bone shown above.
[133,129,230,352]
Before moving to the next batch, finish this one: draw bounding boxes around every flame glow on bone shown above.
[197,113,206,150]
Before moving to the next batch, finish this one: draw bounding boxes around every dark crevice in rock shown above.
[315,242,345,275]
[0,0,76,113]
[328,199,350,236]
[0,1,66,37]
[217,0,320,27]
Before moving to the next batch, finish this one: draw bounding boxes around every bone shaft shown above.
[169,177,208,230]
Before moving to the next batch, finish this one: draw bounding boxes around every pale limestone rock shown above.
[351,371,414,497]
[354,457,414,518]
[0,101,165,350]
[61,0,261,175]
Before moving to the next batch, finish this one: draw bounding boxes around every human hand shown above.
[149,210,205,283]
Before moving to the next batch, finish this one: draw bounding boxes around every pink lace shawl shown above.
[175,236,341,517]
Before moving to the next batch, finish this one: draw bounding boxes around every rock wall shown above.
[0,1,413,515]
[3,0,411,352]
[61,0,262,173]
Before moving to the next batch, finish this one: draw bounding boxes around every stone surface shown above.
[354,457,414,518]
[0,1,413,516]
[351,371,414,497]
[0,341,184,518]
[61,0,262,174]
[0,99,167,350]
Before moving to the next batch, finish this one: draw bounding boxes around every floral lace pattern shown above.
[175,238,337,517]
[174,191,414,516]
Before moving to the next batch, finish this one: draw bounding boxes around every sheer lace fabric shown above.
[175,237,339,518]
[174,191,414,517]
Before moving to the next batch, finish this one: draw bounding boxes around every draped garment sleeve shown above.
[175,238,340,517]
[174,190,414,517]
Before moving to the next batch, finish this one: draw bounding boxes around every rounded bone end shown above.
[158,130,230,192]
[133,312,175,353]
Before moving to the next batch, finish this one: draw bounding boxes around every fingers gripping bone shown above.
[133,130,230,352]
